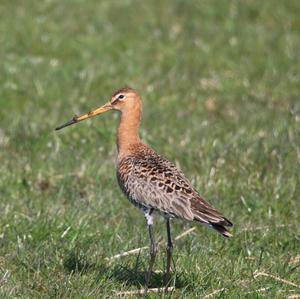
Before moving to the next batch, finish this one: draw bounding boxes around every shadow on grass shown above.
[62,249,189,290]
[108,254,188,289]
[63,249,99,274]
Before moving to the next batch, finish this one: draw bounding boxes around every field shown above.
[0,0,300,298]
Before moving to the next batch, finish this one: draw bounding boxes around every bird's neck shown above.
[117,105,142,157]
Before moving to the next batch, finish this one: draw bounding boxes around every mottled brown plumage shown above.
[117,143,232,236]
[56,87,233,291]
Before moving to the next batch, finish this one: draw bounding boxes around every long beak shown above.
[55,102,112,130]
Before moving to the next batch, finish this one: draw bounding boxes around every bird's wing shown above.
[117,151,230,227]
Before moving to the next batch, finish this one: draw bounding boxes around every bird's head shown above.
[55,87,141,130]
[110,87,141,112]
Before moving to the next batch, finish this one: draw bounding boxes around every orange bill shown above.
[55,102,112,130]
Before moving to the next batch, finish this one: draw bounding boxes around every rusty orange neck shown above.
[117,103,142,157]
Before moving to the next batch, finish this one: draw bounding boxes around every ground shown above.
[0,0,299,298]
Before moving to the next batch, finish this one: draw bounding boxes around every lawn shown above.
[0,0,299,298]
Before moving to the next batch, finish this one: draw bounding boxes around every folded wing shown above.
[117,146,232,237]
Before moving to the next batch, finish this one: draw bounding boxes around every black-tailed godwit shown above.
[56,87,233,291]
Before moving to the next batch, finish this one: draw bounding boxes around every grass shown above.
[0,0,300,297]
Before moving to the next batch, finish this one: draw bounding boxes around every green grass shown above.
[1,0,300,297]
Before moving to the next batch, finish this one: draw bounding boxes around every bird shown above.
[55,87,233,291]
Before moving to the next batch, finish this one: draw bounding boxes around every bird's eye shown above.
[118,94,125,100]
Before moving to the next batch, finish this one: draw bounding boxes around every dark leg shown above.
[145,211,157,292]
[165,218,173,290]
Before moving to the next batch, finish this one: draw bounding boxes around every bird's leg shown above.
[145,210,157,292]
[165,218,173,290]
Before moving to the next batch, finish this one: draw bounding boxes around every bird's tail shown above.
[191,198,233,237]
[210,220,233,238]
[196,216,233,237]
